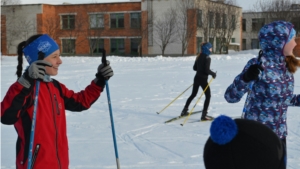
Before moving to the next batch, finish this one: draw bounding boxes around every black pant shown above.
[184,77,211,111]
[281,138,287,168]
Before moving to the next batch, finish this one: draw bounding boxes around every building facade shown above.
[1,0,242,56]
[242,6,300,51]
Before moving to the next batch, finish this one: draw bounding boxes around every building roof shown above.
[2,1,139,6]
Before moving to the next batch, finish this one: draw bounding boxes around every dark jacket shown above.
[193,53,215,83]
[1,78,103,169]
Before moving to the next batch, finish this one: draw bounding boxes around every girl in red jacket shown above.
[1,34,113,169]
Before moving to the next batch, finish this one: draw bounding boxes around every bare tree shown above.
[196,0,240,53]
[85,7,109,56]
[223,5,240,53]
[197,1,224,52]
[251,0,300,28]
[252,0,298,20]
[153,8,178,56]
[17,19,36,41]
[174,0,197,56]
[208,0,241,54]
[196,2,209,43]
[3,11,36,54]
[43,17,60,40]
[213,4,227,53]
[243,0,300,50]
[196,0,220,52]
[1,0,21,5]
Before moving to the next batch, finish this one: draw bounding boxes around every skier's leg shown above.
[200,79,211,120]
[181,83,200,116]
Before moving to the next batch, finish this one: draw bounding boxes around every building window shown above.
[242,39,246,50]
[222,14,227,28]
[216,13,221,28]
[216,38,226,53]
[242,19,246,31]
[251,39,259,49]
[231,15,236,30]
[90,39,104,54]
[209,12,214,28]
[130,38,140,55]
[197,37,203,53]
[111,13,124,28]
[197,10,202,27]
[252,18,265,32]
[61,15,75,29]
[111,39,125,54]
[131,13,141,28]
[216,38,221,53]
[231,38,235,43]
[90,14,104,29]
[62,39,75,54]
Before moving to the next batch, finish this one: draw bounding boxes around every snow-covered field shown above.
[1,50,300,169]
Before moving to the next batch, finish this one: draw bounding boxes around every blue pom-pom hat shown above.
[210,115,237,145]
[203,115,286,169]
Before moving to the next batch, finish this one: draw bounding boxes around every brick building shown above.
[1,0,242,56]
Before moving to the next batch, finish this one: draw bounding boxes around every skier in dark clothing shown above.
[181,42,216,121]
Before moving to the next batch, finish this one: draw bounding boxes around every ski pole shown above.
[102,50,120,169]
[181,78,214,126]
[157,84,193,114]
[27,52,44,169]
[242,50,263,118]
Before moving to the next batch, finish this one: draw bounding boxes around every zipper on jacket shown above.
[46,84,61,169]
[30,144,40,169]
[54,94,61,115]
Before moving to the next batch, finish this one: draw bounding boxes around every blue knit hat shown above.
[288,28,296,43]
[204,115,286,169]
[201,42,212,55]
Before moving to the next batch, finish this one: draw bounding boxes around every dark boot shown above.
[180,108,189,116]
[201,110,213,121]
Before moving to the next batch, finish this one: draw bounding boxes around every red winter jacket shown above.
[1,78,103,169]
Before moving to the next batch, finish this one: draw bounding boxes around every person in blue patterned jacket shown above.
[224,21,300,154]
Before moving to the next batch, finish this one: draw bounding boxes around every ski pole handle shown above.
[102,49,107,66]
[38,51,45,60]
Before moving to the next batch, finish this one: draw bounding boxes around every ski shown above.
[164,111,202,124]
[189,117,215,123]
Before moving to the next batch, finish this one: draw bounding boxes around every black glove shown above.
[94,61,114,87]
[212,72,217,79]
[18,60,52,88]
[243,64,263,82]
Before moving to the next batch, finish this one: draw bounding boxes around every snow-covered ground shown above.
[1,50,300,169]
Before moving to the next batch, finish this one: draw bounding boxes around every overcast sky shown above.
[20,0,255,11]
